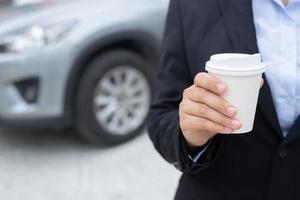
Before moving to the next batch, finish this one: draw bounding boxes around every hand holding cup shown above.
[179,72,242,148]
[180,53,265,148]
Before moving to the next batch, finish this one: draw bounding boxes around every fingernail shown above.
[224,127,233,134]
[226,107,237,117]
[230,120,242,129]
[216,84,226,93]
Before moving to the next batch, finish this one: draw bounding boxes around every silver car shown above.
[0,0,168,145]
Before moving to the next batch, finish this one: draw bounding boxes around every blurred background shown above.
[0,0,180,199]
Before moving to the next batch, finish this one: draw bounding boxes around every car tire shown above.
[76,49,155,146]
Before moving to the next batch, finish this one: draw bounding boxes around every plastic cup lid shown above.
[205,53,265,76]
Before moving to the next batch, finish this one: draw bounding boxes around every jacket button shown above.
[278,147,288,158]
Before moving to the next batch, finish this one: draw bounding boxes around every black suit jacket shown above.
[147,0,300,199]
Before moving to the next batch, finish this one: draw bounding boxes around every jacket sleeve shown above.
[147,0,223,173]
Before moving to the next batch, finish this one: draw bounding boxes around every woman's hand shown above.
[179,72,242,148]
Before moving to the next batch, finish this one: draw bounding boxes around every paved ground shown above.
[0,128,180,200]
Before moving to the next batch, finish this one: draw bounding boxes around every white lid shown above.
[205,53,265,76]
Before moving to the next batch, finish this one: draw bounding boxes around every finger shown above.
[182,114,233,134]
[188,86,237,117]
[194,72,227,94]
[182,99,242,130]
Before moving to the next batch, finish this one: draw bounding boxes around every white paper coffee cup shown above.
[205,53,265,134]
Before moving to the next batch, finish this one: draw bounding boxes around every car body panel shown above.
[0,0,168,126]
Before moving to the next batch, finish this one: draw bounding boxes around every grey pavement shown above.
[0,128,180,200]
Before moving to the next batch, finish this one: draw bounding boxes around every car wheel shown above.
[76,49,155,146]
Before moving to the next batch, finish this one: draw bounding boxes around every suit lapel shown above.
[258,74,283,139]
[218,0,283,138]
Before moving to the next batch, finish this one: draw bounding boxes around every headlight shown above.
[0,20,77,53]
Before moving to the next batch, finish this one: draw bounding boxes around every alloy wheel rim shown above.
[93,65,150,136]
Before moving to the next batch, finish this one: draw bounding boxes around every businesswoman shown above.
[148,0,300,199]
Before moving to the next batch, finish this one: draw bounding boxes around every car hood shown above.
[0,1,60,22]
[0,0,167,34]
[0,0,108,33]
